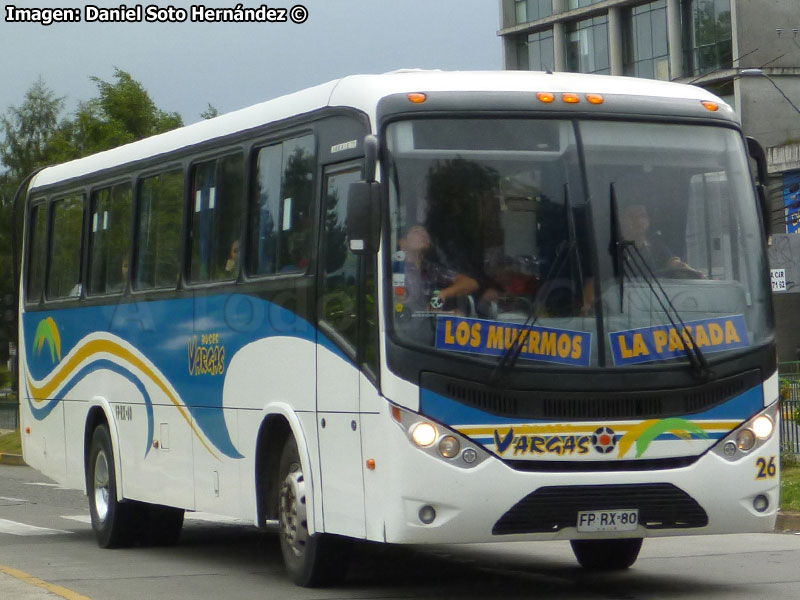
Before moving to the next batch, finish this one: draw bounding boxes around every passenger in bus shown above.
[224,240,240,276]
[396,224,479,312]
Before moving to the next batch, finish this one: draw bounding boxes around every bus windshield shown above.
[386,118,771,370]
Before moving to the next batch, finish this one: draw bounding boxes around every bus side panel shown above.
[20,400,67,486]
[193,407,239,515]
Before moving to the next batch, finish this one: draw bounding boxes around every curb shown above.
[776,511,800,532]
[0,453,25,466]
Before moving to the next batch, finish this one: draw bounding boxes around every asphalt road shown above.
[1,462,800,600]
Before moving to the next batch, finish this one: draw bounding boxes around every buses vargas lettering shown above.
[188,334,226,376]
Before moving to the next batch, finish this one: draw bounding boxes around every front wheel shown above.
[277,436,350,587]
[570,538,643,570]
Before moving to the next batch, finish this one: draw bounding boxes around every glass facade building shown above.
[566,15,610,75]
[682,0,733,76]
[623,0,670,80]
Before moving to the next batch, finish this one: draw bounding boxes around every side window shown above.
[320,166,362,351]
[252,134,315,275]
[135,170,184,290]
[189,153,244,282]
[47,194,84,299]
[26,203,48,303]
[89,183,133,295]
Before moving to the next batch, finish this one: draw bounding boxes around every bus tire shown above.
[570,538,643,570]
[277,436,350,587]
[87,424,138,548]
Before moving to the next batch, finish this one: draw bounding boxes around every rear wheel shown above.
[87,424,138,548]
[570,538,643,570]
[277,436,350,587]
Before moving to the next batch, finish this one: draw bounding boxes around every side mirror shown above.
[347,181,381,255]
[746,136,770,233]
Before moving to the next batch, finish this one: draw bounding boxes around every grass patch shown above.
[782,465,800,512]
[0,429,21,455]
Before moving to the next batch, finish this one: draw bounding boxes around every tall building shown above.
[499,0,800,361]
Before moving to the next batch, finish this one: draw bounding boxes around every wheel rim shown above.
[279,463,308,557]
[93,449,110,523]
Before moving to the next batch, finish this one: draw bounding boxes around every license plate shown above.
[577,509,639,532]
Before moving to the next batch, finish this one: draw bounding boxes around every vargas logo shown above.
[33,317,62,364]
[592,426,618,454]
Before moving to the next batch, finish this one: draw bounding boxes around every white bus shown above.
[16,70,778,586]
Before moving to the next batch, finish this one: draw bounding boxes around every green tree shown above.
[68,68,183,156]
[0,77,64,182]
[0,70,183,364]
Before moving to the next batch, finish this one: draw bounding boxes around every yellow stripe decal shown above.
[26,338,219,460]
[456,421,739,437]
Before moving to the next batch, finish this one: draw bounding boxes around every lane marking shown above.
[0,519,71,536]
[0,497,28,503]
[0,565,92,600]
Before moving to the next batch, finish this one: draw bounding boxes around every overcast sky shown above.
[1,0,502,125]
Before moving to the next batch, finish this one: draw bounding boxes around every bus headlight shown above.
[411,422,438,447]
[736,429,756,451]
[439,436,460,458]
[752,415,774,439]
[390,403,490,469]
[712,402,778,461]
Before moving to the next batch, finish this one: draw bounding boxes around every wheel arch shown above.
[84,397,123,500]
[255,403,318,533]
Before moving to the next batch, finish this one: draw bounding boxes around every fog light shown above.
[462,448,478,463]
[752,416,774,440]
[723,441,737,457]
[419,505,436,524]
[737,429,756,451]
[411,422,437,447]
[439,436,460,458]
[753,494,769,513]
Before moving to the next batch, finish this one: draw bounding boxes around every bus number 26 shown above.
[755,456,777,479]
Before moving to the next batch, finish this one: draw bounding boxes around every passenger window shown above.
[89,183,132,295]
[252,134,315,275]
[188,154,244,282]
[26,203,48,303]
[47,194,84,299]
[135,170,184,290]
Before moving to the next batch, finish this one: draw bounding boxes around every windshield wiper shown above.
[489,184,581,386]
[608,184,712,381]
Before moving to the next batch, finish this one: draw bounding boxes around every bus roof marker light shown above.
[586,94,604,104]
[702,101,719,112]
[562,93,580,104]
[407,93,427,104]
[537,92,555,103]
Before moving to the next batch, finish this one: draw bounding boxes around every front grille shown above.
[492,483,708,535]
[421,369,759,421]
